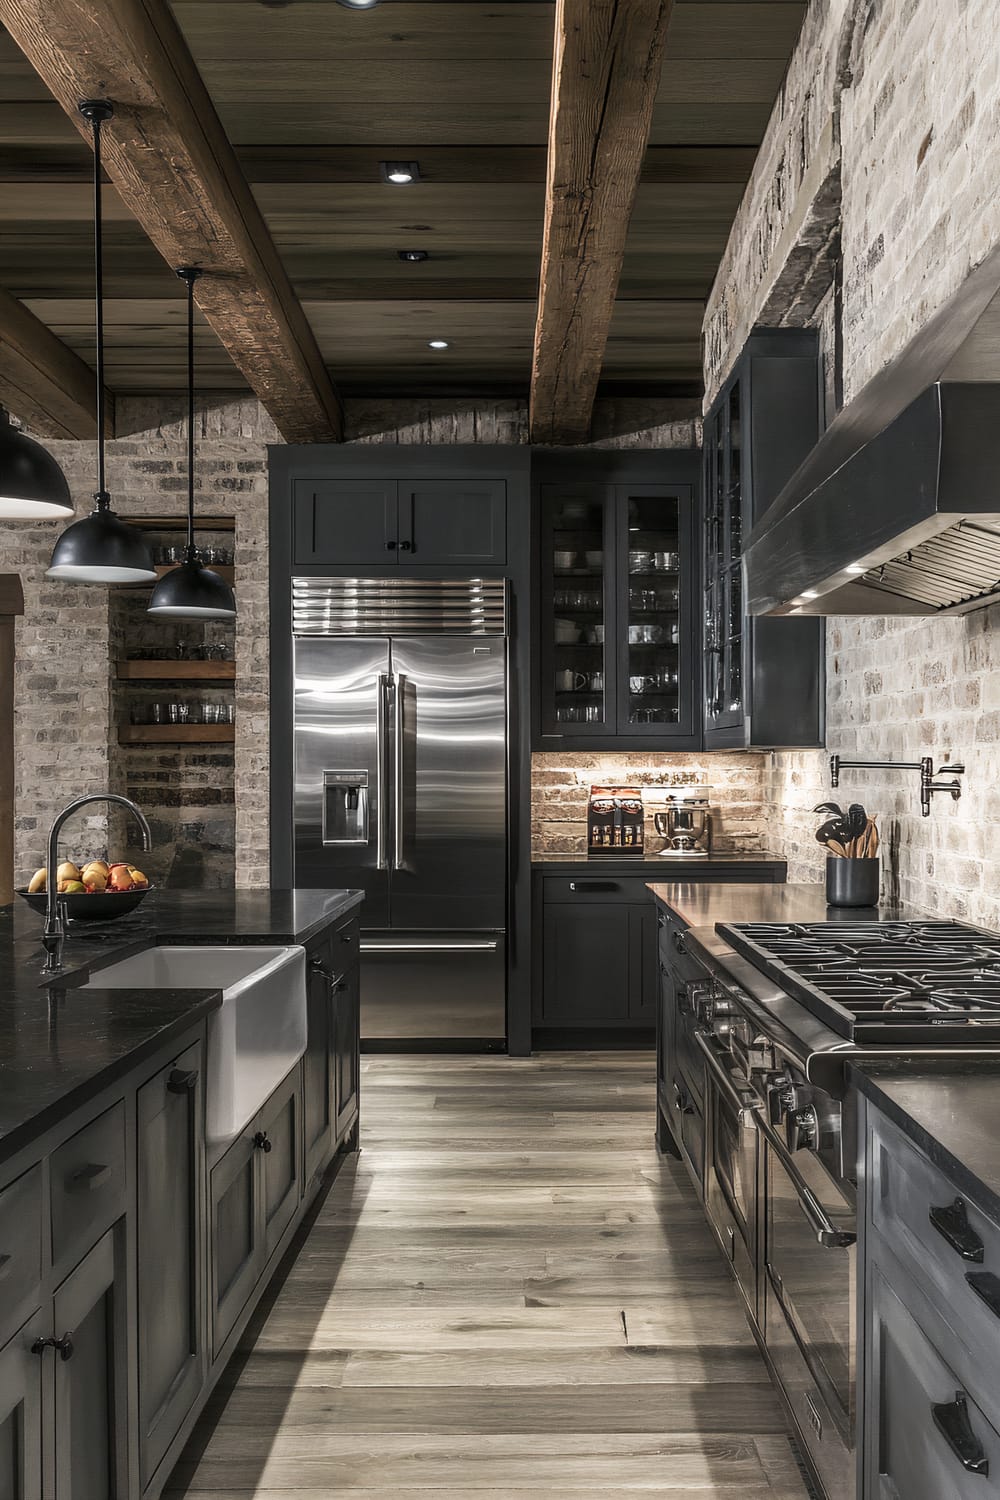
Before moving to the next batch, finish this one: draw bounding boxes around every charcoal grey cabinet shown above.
[260,1067,301,1261]
[52,1226,129,1500]
[293,477,506,567]
[136,1040,205,1488]
[534,877,659,1036]
[702,329,824,749]
[334,966,361,1143]
[304,921,361,1178]
[0,1314,44,1500]
[209,1127,264,1358]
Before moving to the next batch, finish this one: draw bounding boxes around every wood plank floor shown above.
[168,1052,812,1498]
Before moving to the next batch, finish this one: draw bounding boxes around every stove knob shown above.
[788,1106,818,1152]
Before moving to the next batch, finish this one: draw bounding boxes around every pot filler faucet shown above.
[42,794,152,975]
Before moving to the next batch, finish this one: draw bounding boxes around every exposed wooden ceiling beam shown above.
[0,0,343,443]
[530,0,673,444]
[0,283,108,438]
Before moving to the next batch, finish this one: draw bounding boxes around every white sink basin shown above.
[83,944,307,1146]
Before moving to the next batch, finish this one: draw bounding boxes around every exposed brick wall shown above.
[532,752,766,857]
[707,0,1000,919]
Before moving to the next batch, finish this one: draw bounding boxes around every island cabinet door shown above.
[259,1068,302,1262]
[136,1040,206,1489]
[303,944,336,1181]
[334,967,361,1144]
[51,1225,129,1500]
[210,1131,262,1358]
[538,901,631,1027]
[0,1313,44,1500]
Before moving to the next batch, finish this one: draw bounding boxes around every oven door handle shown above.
[693,1028,761,1128]
[755,1108,857,1250]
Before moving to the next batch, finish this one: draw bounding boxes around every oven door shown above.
[758,1109,856,1498]
[694,1028,759,1319]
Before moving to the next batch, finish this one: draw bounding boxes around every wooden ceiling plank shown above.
[0,283,107,438]
[0,0,343,442]
[530,0,673,445]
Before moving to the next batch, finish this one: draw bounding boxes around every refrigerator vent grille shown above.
[292,577,507,635]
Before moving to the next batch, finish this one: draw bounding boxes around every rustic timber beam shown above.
[0,283,109,438]
[530,0,673,445]
[0,0,343,443]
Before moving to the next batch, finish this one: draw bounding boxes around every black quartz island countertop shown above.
[854,1062,1000,1226]
[0,887,362,1168]
[534,852,787,873]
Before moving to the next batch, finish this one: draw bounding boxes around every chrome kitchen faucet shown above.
[42,794,152,975]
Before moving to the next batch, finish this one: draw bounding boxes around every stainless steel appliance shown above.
[653,786,712,856]
[664,916,1000,1500]
[292,577,507,1046]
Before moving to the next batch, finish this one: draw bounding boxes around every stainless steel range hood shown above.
[745,246,1000,616]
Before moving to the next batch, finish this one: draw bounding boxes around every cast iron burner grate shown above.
[717,920,1000,1043]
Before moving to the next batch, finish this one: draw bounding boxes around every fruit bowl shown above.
[17,885,154,922]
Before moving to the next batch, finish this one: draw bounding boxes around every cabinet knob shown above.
[253,1131,272,1154]
[399,539,412,552]
[385,539,397,551]
[167,1068,199,1095]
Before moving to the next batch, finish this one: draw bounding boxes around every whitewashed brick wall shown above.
[708,0,1000,918]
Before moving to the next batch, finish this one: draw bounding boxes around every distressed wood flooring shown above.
[168,1052,811,1498]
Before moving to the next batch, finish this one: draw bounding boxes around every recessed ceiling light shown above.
[398,249,429,263]
[428,339,449,350]
[381,160,420,185]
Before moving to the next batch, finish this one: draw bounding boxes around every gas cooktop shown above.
[717,920,1000,1045]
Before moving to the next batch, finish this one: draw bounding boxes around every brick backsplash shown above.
[531,752,767,857]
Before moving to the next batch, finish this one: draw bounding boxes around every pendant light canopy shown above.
[147,268,236,620]
[0,408,73,519]
[47,101,156,585]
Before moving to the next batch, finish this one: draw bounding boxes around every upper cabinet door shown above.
[398,480,506,565]
[615,483,697,741]
[293,480,398,565]
[539,484,616,738]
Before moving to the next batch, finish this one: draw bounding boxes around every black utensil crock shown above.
[826,857,879,908]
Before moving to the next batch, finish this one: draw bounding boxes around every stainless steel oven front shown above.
[757,1077,857,1500]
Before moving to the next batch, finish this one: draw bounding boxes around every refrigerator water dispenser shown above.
[322,769,369,845]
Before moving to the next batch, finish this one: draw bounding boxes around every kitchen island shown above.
[0,886,361,1500]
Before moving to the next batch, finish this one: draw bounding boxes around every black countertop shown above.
[0,887,362,1169]
[534,852,787,872]
[648,880,837,928]
[854,1063,1000,1225]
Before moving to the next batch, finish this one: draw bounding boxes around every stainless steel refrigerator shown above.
[292,577,507,1046]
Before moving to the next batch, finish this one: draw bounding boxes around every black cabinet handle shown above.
[568,881,618,893]
[932,1391,989,1476]
[32,1333,74,1362]
[672,930,686,954]
[672,1083,694,1116]
[930,1197,984,1263]
[399,539,412,552]
[966,1271,1000,1318]
[253,1131,272,1153]
[385,539,397,551]
[66,1162,112,1194]
[310,957,335,983]
[167,1068,199,1095]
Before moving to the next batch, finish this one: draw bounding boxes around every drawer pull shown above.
[930,1197,984,1263]
[966,1271,1000,1318]
[167,1068,199,1095]
[0,1254,10,1281]
[66,1162,111,1194]
[932,1390,989,1476]
[568,881,618,893]
[32,1333,74,1362]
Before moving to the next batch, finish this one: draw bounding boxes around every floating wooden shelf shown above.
[120,515,235,533]
[118,724,235,744]
[117,660,235,682]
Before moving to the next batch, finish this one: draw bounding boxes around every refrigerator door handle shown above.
[393,671,406,869]
[361,938,500,954]
[376,672,390,870]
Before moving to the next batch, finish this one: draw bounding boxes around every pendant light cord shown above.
[177,267,200,562]
[80,100,114,508]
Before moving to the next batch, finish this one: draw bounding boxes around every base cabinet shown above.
[0,1314,44,1500]
[136,1040,206,1489]
[334,967,361,1142]
[210,1129,264,1359]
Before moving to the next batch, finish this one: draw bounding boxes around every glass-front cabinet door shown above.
[541,485,615,736]
[539,480,698,745]
[704,382,746,736]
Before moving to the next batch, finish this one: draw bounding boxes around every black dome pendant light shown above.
[147,268,236,620]
[47,101,157,584]
[0,408,73,519]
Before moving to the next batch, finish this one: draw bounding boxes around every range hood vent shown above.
[744,247,1000,617]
